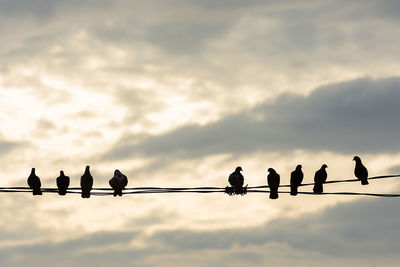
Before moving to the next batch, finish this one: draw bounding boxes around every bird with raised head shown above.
[353,156,368,185]
[27,168,42,195]
[267,168,280,199]
[56,170,70,196]
[313,164,328,194]
[290,165,303,196]
[80,166,93,198]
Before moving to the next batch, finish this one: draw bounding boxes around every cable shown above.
[0,174,399,197]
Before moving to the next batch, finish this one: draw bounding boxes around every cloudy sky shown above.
[1,0,400,266]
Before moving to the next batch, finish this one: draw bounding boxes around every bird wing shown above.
[122,175,128,187]
[228,173,235,186]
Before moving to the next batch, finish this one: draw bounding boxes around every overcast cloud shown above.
[1,0,400,266]
[104,77,400,161]
[0,197,399,266]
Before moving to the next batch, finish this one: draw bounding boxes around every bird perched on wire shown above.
[109,169,128,197]
[313,164,328,194]
[56,170,70,196]
[27,168,42,195]
[228,166,245,195]
[290,165,303,196]
[267,168,280,199]
[80,166,93,198]
[353,156,369,185]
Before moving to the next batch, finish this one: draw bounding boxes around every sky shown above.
[1,0,400,266]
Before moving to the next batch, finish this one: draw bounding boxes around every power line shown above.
[0,174,400,197]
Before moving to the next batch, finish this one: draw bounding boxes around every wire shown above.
[0,174,399,197]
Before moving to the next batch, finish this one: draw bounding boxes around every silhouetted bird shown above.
[290,165,303,196]
[229,166,244,194]
[109,169,128,197]
[267,168,280,199]
[56,170,70,196]
[80,166,93,198]
[27,168,42,195]
[353,156,368,185]
[313,164,328,194]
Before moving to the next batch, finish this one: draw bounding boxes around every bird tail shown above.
[290,185,298,196]
[58,190,67,196]
[313,183,323,194]
[361,179,369,185]
[81,189,91,198]
[33,188,42,195]
[269,190,278,199]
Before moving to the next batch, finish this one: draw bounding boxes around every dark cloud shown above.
[103,77,400,160]
[0,231,141,267]
[149,197,400,258]
[1,197,400,266]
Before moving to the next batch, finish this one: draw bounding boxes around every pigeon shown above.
[56,170,70,196]
[80,166,93,198]
[290,165,303,196]
[27,168,42,195]
[313,164,328,194]
[109,169,128,197]
[267,168,280,199]
[353,156,368,185]
[228,166,244,195]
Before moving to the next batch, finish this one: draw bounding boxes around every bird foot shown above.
[225,186,247,196]
[225,186,235,196]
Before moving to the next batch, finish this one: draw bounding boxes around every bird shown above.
[56,170,70,196]
[313,164,328,194]
[353,156,369,185]
[109,169,128,197]
[80,166,93,198]
[27,168,42,195]
[290,165,303,196]
[228,166,244,194]
[267,168,280,199]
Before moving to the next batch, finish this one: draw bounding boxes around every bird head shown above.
[60,170,64,175]
[31,168,35,174]
[353,156,361,162]
[322,164,328,169]
[115,169,120,175]
[296,165,302,170]
[235,166,243,172]
[84,165,90,174]
[268,168,275,173]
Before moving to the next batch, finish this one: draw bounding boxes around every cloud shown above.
[148,197,400,258]
[1,197,400,266]
[0,140,19,157]
[103,77,400,160]
[388,165,400,174]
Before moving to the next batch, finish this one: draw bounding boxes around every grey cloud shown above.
[145,22,229,53]
[0,231,141,267]
[388,165,400,174]
[0,140,20,156]
[149,197,400,258]
[1,197,400,266]
[104,77,400,160]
